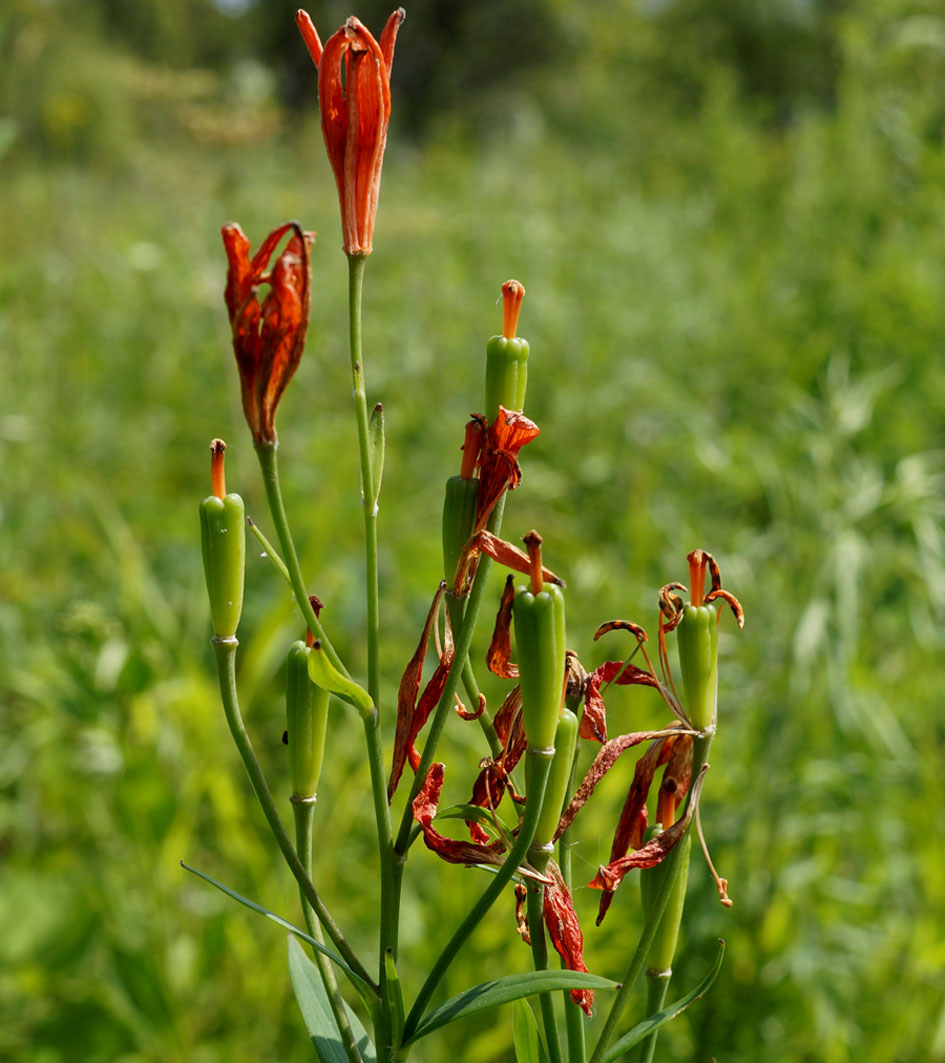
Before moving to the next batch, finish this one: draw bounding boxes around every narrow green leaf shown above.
[404,970,620,1046]
[385,949,405,1049]
[599,940,726,1063]
[513,998,544,1063]
[368,403,385,508]
[179,862,371,993]
[289,937,377,1063]
[307,641,374,717]
[247,517,291,585]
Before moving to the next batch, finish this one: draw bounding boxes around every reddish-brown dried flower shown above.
[222,221,314,445]
[297,8,404,255]
[476,407,541,530]
[543,863,594,1015]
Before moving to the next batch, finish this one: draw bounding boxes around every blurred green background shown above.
[3,0,945,1060]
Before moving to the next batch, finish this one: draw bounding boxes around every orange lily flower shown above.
[221,221,314,445]
[297,8,405,256]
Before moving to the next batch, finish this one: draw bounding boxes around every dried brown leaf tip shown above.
[222,221,314,445]
[388,582,453,801]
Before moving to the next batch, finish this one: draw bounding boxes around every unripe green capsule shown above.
[485,334,529,420]
[534,707,578,853]
[199,492,245,639]
[640,828,692,974]
[441,474,479,589]
[513,581,566,751]
[285,641,330,801]
[676,602,719,730]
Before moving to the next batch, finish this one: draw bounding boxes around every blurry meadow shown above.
[3,0,945,1060]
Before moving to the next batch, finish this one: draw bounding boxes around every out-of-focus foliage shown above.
[3,0,945,1061]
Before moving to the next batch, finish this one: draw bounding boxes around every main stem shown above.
[559,753,586,1063]
[294,801,364,1063]
[403,747,553,1039]
[525,853,563,1063]
[346,252,397,1050]
[395,496,509,856]
[588,732,713,1063]
[638,973,671,1063]
[211,637,374,991]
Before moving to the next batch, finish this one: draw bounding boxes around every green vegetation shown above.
[3,1,945,1060]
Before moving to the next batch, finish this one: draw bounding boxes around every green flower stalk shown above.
[485,279,529,419]
[199,439,245,639]
[533,706,578,867]
[514,531,566,752]
[285,634,330,803]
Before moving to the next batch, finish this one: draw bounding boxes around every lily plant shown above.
[187,9,744,1063]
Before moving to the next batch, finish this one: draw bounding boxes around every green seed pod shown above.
[676,602,719,730]
[513,581,566,751]
[199,492,245,639]
[285,641,330,801]
[640,828,692,974]
[485,334,529,419]
[534,707,578,853]
[441,474,480,589]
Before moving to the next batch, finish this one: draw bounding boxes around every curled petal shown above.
[486,574,519,678]
[454,692,486,721]
[412,763,507,868]
[555,726,690,841]
[476,407,541,529]
[543,862,593,1015]
[589,767,708,920]
[580,659,662,743]
[454,529,563,596]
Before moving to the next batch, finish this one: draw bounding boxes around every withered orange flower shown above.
[543,863,594,1016]
[476,407,541,531]
[297,8,405,256]
[222,221,314,445]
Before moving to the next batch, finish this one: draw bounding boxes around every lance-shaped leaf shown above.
[288,936,377,1063]
[598,940,726,1062]
[402,970,620,1046]
[307,639,373,717]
